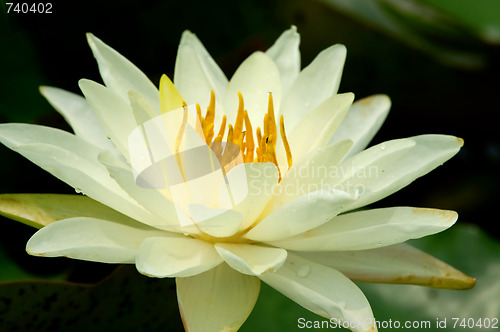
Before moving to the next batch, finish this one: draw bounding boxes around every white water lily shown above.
[0,27,475,332]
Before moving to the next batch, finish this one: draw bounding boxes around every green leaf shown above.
[0,194,135,229]
[0,242,70,282]
[423,0,500,44]
[319,0,488,68]
[0,265,183,331]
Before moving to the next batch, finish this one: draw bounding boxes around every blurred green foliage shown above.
[319,0,500,68]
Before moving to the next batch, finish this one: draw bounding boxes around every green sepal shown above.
[0,193,132,229]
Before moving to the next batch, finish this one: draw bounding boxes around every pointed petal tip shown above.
[456,137,464,147]
[38,85,53,100]
[343,91,355,103]
[25,237,45,256]
[375,93,391,105]
[332,43,347,55]
[180,30,196,43]
[411,208,458,225]
[77,78,91,88]
[427,273,477,290]
[86,32,97,47]
[287,25,298,35]
[355,94,391,107]
[460,275,477,290]
[386,272,476,290]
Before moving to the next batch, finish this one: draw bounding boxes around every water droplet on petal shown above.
[296,264,311,278]
[380,144,386,150]
[74,188,83,194]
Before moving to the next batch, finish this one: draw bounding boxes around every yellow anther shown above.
[205,90,216,143]
[227,124,234,144]
[234,92,244,139]
[263,114,269,145]
[193,90,293,180]
[256,127,262,149]
[266,93,277,151]
[280,114,293,170]
[243,110,254,162]
[213,115,227,144]
[195,104,203,138]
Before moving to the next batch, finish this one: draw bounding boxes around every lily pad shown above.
[0,265,183,331]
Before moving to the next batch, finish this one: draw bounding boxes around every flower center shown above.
[195,90,293,179]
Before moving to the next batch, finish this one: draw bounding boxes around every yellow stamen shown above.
[280,114,293,170]
[205,90,216,143]
[243,110,254,162]
[227,124,234,144]
[266,93,277,151]
[194,90,293,180]
[256,126,262,160]
[195,104,203,138]
[234,92,244,140]
[211,115,226,157]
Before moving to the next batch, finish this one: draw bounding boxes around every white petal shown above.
[224,51,281,126]
[270,139,353,209]
[280,92,354,166]
[214,243,287,276]
[79,79,138,159]
[188,204,243,238]
[221,162,279,230]
[136,237,222,278]
[86,33,159,110]
[269,207,458,251]
[177,263,260,332]
[260,253,376,332]
[245,189,353,242]
[298,243,476,289]
[0,124,156,226]
[265,26,301,93]
[26,217,171,263]
[98,150,185,231]
[174,30,228,120]
[331,94,391,159]
[128,89,159,126]
[334,135,464,211]
[281,44,347,132]
[39,86,114,151]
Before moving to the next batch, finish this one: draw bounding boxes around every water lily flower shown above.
[0,27,475,332]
